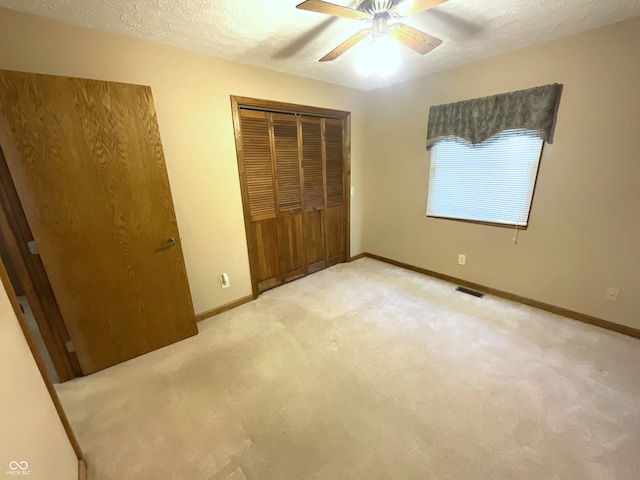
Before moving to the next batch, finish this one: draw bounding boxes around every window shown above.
[426,129,544,227]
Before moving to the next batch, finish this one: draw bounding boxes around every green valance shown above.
[426,83,562,150]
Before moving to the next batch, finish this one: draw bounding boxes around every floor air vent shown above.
[456,286,485,298]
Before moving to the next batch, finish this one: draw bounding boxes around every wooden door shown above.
[233,97,350,297]
[324,118,347,266]
[301,117,326,274]
[272,114,305,283]
[238,109,281,292]
[0,70,197,374]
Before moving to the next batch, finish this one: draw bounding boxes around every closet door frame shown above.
[230,96,351,298]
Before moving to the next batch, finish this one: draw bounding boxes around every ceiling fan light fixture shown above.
[298,0,445,64]
[353,32,401,77]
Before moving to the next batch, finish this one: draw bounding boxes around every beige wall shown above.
[0,8,366,315]
[361,17,640,330]
[0,279,77,479]
[0,7,637,330]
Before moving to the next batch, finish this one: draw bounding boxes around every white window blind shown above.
[426,129,544,227]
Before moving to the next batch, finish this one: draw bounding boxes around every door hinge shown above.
[65,341,75,353]
[27,240,39,255]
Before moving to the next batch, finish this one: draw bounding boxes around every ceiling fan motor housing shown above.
[372,16,390,36]
[357,0,398,37]
[357,0,399,16]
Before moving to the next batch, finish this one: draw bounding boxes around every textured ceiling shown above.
[1,0,639,90]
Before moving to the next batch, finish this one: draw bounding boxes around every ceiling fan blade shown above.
[320,29,371,62]
[296,0,371,20]
[394,0,448,17]
[390,23,442,55]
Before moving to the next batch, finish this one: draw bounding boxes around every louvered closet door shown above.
[301,117,326,274]
[239,109,281,292]
[236,102,348,295]
[324,118,346,266]
[272,113,305,283]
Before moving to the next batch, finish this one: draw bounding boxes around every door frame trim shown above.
[0,143,80,381]
[230,96,351,298]
[0,258,87,469]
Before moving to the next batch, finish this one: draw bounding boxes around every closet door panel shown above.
[301,117,326,272]
[302,118,324,211]
[277,214,305,282]
[240,110,276,220]
[325,207,345,266]
[305,210,325,273]
[255,218,281,291]
[324,118,346,265]
[272,114,302,212]
[325,119,345,210]
[239,110,281,291]
[272,113,305,279]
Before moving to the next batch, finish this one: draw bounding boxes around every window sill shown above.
[426,214,529,230]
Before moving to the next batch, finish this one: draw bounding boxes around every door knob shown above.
[161,237,177,248]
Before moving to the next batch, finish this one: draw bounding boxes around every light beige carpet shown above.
[56,258,640,480]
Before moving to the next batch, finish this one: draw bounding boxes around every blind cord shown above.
[513,223,519,245]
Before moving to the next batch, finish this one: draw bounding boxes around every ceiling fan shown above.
[296,0,447,62]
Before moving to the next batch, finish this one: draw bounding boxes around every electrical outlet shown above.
[458,254,466,266]
[221,273,230,289]
[605,288,620,302]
